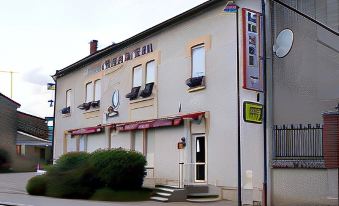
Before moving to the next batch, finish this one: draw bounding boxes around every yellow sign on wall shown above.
[243,101,263,124]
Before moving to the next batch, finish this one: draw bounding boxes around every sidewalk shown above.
[0,173,236,206]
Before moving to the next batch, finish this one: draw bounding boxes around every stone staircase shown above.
[150,185,186,202]
[150,184,221,202]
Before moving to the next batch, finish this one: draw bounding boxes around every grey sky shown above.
[0,0,206,118]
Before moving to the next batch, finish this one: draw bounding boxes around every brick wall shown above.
[0,95,19,158]
[323,113,339,168]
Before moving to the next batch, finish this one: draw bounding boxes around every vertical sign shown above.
[242,8,263,92]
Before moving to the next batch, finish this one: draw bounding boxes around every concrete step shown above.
[187,193,219,199]
[150,196,169,202]
[185,184,209,193]
[155,187,175,193]
[156,192,172,197]
[186,197,220,202]
[155,184,180,189]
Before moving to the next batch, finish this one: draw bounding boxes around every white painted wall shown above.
[86,133,107,153]
[53,0,264,195]
[110,132,131,150]
[272,169,338,206]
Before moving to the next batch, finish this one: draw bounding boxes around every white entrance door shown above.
[192,134,207,182]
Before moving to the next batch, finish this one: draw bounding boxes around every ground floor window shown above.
[79,135,87,152]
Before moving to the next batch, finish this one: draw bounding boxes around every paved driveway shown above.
[0,173,236,206]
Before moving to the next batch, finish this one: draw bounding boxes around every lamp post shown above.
[0,70,18,98]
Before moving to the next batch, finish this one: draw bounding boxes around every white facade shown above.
[53,0,265,202]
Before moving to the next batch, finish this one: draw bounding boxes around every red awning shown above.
[70,126,103,135]
[181,112,205,120]
[114,111,205,132]
[67,111,206,134]
[116,118,182,132]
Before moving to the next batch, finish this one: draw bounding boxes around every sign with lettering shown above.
[223,1,238,13]
[101,44,153,70]
[242,8,263,92]
[243,101,263,124]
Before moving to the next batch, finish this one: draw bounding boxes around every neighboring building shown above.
[269,0,338,205]
[16,112,52,163]
[0,93,52,171]
[0,93,21,168]
[53,0,266,203]
[45,117,54,142]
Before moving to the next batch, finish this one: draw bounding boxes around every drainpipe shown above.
[235,6,242,206]
[261,0,268,205]
[51,76,57,163]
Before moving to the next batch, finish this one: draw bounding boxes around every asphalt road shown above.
[0,173,236,206]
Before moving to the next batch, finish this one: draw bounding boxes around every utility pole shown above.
[0,70,18,98]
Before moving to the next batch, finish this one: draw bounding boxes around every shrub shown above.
[45,165,97,199]
[52,152,89,172]
[0,148,10,172]
[89,148,147,190]
[90,188,152,202]
[26,175,47,196]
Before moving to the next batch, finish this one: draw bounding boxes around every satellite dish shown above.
[273,29,294,58]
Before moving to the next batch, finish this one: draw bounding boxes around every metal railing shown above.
[272,124,323,160]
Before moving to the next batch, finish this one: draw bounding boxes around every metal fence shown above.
[272,124,323,160]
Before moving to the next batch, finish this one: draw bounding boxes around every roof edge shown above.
[18,111,46,121]
[0,93,21,107]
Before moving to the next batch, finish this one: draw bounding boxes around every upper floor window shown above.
[94,79,101,101]
[66,89,72,108]
[62,89,72,114]
[146,60,156,83]
[85,82,93,103]
[133,65,143,87]
[191,44,205,78]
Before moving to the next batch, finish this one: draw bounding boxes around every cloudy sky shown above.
[0,0,206,118]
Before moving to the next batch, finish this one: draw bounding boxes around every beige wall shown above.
[53,0,265,192]
[272,169,338,206]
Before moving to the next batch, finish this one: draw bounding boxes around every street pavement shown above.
[0,173,236,206]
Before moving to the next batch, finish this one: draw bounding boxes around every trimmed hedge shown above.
[26,175,47,196]
[51,152,90,172]
[90,149,147,189]
[26,149,147,199]
[45,166,96,199]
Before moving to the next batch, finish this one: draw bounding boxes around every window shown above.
[127,60,157,100]
[146,60,156,83]
[66,89,71,108]
[79,135,87,152]
[94,80,101,101]
[86,82,93,103]
[133,65,143,87]
[191,44,205,78]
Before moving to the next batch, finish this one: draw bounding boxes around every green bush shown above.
[90,188,152,202]
[0,148,10,172]
[45,166,96,199]
[89,148,147,190]
[51,152,89,172]
[44,152,98,199]
[26,175,47,196]
[26,149,148,200]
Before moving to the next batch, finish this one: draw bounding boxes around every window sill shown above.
[129,96,154,104]
[82,108,100,114]
[62,113,71,118]
[187,86,206,93]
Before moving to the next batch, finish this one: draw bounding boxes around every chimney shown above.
[89,40,98,54]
